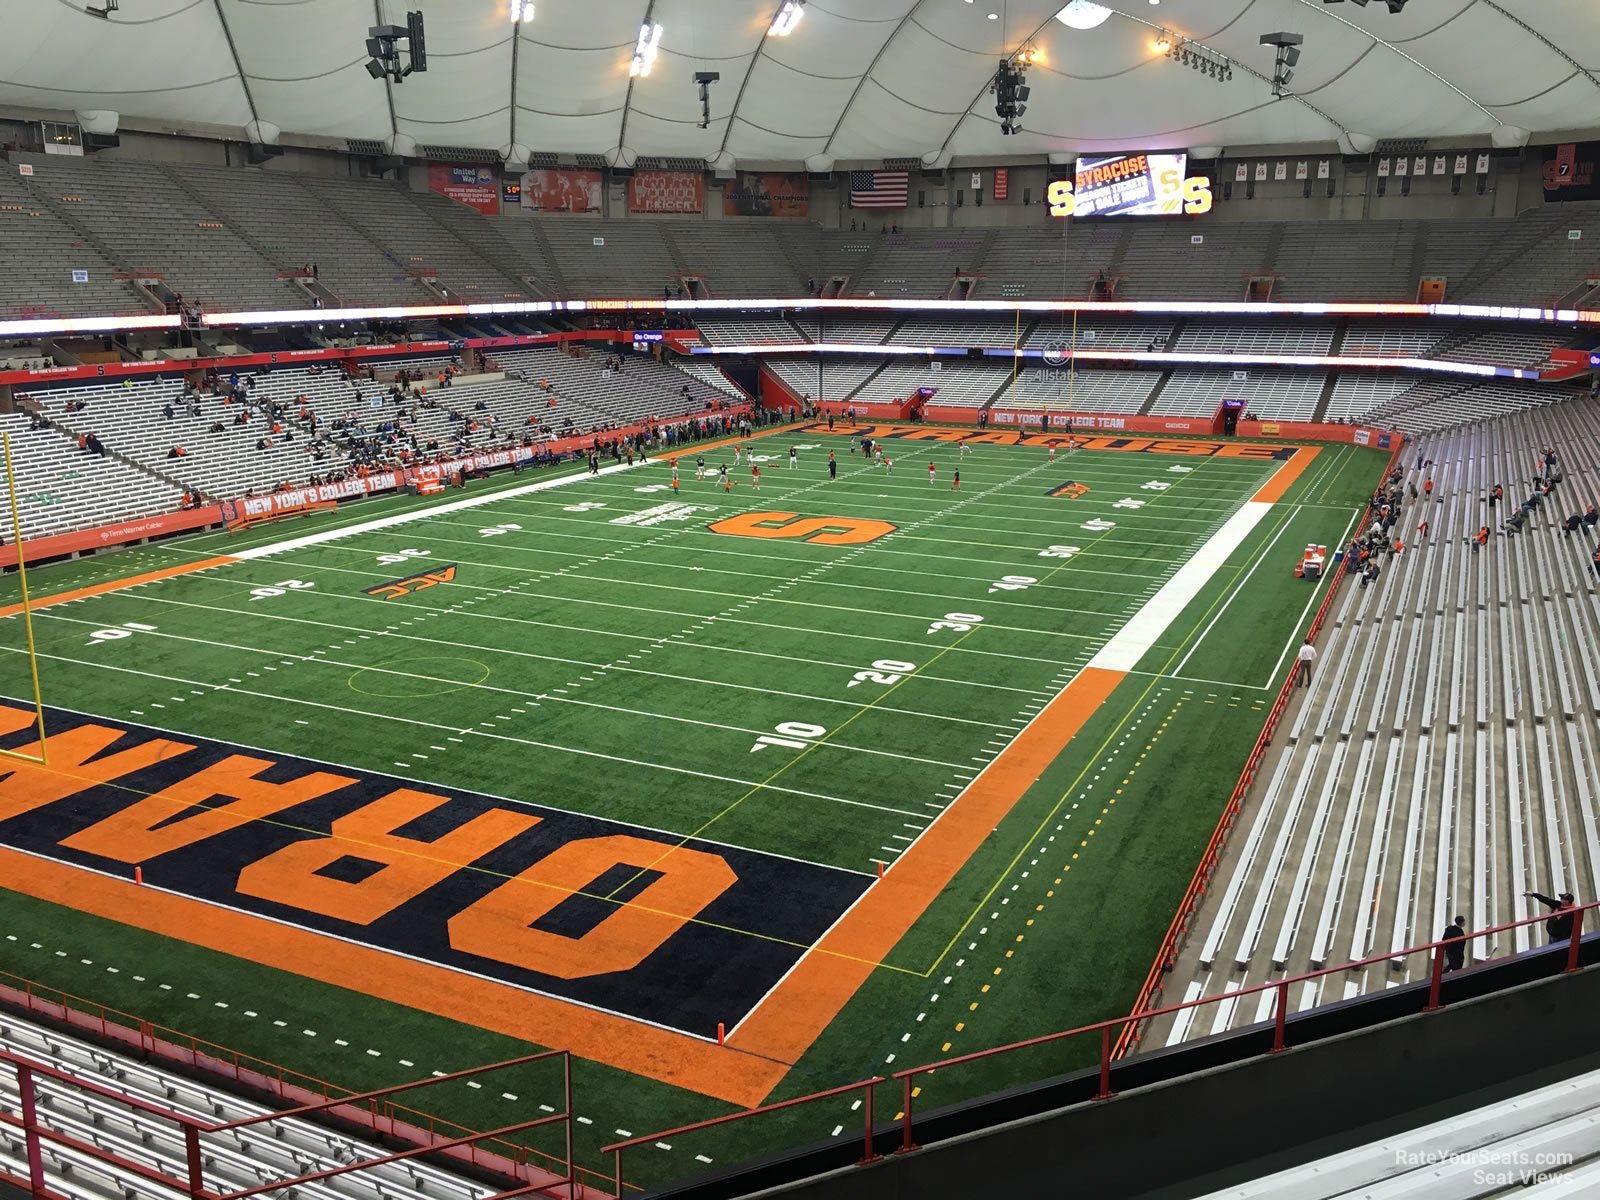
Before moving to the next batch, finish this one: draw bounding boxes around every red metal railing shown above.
[1113,432,1410,1055]
[0,972,609,1198]
[603,1076,886,1197]
[604,901,1593,1191]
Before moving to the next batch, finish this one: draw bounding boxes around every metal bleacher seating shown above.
[0,413,181,540]
[297,176,527,304]
[1116,223,1277,300]
[887,317,1025,348]
[1272,220,1413,302]
[488,347,725,426]
[765,356,884,403]
[1193,1066,1600,1199]
[666,224,800,297]
[164,163,422,306]
[978,226,1119,299]
[1323,372,1416,422]
[1176,322,1337,355]
[672,360,747,402]
[855,360,1012,409]
[993,368,1166,415]
[1341,323,1450,357]
[1153,397,1600,1050]
[538,220,679,298]
[18,157,302,312]
[1448,328,1574,368]
[0,1010,493,1200]
[1148,369,1327,420]
[852,231,989,298]
[0,171,136,318]
[696,316,808,346]
[1020,318,1176,352]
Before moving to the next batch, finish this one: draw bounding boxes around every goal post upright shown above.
[1,431,49,766]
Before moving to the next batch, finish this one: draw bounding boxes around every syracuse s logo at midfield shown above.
[708,512,896,546]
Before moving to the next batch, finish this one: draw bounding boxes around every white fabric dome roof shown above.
[2,0,1596,163]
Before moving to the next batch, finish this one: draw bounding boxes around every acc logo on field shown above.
[1041,342,1072,369]
[1048,481,1090,500]
[708,511,896,546]
[364,564,458,600]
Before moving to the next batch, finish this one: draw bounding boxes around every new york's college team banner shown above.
[521,168,603,214]
[723,172,809,218]
[1543,142,1600,202]
[426,164,500,216]
[628,169,705,215]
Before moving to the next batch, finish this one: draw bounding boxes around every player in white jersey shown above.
[789,445,798,469]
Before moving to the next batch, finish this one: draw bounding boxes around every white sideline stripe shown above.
[1088,501,1272,674]
[230,462,636,561]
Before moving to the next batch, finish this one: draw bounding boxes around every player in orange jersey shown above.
[928,461,936,483]
[751,464,761,490]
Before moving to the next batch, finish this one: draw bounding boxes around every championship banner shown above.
[628,170,705,215]
[722,172,809,217]
[521,168,603,214]
[427,164,500,215]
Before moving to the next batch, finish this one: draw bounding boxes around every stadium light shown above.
[768,1,804,37]
[1054,0,1111,30]
[84,0,117,16]
[1260,31,1302,97]
[630,22,663,77]
[509,0,534,22]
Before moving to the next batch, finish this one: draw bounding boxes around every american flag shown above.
[850,170,909,209]
[994,167,1009,201]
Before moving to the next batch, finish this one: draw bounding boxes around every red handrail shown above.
[604,899,1590,1192]
[1114,431,1409,1056]
[0,972,603,1196]
[602,1076,887,1195]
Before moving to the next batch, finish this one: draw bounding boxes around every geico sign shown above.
[1046,173,1213,218]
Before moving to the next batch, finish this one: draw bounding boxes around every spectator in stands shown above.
[1565,512,1584,537]
[1593,542,1600,583]
[84,433,107,456]
[1423,477,1434,499]
[1441,916,1467,972]
[1583,505,1598,532]
[1474,526,1489,552]
[167,446,186,459]
[1294,638,1316,687]
[1489,483,1503,507]
[1522,890,1578,943]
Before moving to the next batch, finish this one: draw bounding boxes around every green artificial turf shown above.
[0,425,1387,1189]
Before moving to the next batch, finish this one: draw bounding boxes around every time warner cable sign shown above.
[1047,152,1213,218]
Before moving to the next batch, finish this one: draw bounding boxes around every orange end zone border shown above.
[0,430,1320,1108]
[0,556,240,621]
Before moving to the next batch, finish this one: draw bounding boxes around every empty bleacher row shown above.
[1195,1066,1600,1199]
[0,1009,496,1200]
[1150,398,1600,1051]
[3,150,1597,318]
[0,412,182,541]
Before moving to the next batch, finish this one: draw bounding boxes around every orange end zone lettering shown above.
[0,703,872,1094]
[709,511,896,546]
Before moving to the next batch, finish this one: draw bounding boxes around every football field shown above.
[0,421,1387,1185]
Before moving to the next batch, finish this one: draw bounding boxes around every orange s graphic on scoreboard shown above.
[708,511,897,546]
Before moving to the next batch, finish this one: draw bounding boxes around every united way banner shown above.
[427,164,499,215]
[521,168,603,214]
[723,172,809,218]
[629,170,705,215]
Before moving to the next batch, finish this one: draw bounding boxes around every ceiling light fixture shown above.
[630,21,663,77]
[768,0,804,37]
[1054,0,1112,30]
[509,0,533,22]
